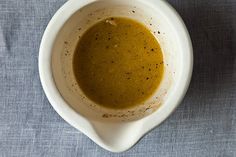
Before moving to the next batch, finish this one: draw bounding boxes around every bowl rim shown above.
[38,0,193,152]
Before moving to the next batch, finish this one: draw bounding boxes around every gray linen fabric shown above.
[0,0,235,156]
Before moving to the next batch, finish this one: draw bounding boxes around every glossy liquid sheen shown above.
[73,17,164,109]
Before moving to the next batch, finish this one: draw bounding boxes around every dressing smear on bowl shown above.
[73,17,164,109]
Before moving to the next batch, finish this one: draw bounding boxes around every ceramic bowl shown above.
[39,0,193,152]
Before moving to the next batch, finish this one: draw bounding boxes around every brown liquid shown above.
[73,17,164,109]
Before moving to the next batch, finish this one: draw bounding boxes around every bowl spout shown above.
[90,120,144,152]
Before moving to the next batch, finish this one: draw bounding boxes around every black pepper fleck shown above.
[102,114,109,118]
[132,10,135,13]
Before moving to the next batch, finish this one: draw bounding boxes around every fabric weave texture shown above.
[0,0,235,156]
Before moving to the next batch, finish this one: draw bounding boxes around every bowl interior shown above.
[51,0,182,122]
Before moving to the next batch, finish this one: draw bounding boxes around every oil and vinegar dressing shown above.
[73,17,164,109]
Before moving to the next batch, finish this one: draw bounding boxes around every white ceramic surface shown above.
[39,0,193,152]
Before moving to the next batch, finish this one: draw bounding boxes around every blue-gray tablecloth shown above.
[0,0,235,156]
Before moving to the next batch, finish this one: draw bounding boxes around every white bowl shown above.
[39,0,193,152]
